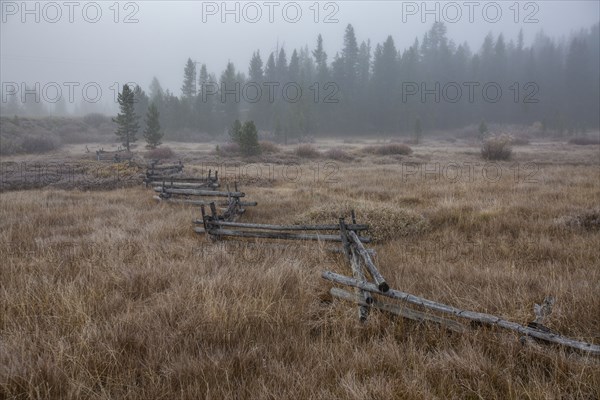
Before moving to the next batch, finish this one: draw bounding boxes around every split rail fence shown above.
[322,218,600,356]
[146,163,256,222]
[96,149,134,162]
[195,209,370,243]
[143,162,600,356]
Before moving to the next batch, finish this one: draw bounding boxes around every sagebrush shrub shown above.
[295,144,320,158]
[568,136,599,145]
[20,135,58,154]
[363,144,412,156]
[144,146,174,160]
[481,135,512,160]
[325,148,354,161]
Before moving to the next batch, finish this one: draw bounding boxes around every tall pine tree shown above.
[113,85,139,151]
[144,102,163,149]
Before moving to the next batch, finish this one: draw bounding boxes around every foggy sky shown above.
[1,0,599,112]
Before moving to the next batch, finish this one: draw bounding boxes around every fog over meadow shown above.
[0,1,598,140]
[2,1,598,105]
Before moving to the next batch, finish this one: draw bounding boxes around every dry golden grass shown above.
[1,139,600,399]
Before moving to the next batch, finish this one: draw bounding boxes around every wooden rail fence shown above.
[96,149,134,162]
[195,206,371,244]
[144,160,185,185]
[323,218,600,356]
[143,162,600,356]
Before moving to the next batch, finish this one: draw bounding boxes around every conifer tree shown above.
[144,103,163,149]
[240,120,261,156]
[113,85,139,151]
[181,58,197,98]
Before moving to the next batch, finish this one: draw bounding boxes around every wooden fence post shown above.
[340,218,370,321]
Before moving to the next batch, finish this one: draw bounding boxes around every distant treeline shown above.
[3,22,599,138]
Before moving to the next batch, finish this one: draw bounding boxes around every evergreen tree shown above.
[248,51,264,82]
[276,47,288,83]
[220,62,239,126]
[181,58,197,98]
[248,51,266,125]
[371,36,398,132]
[149,77,164,101]
[313,34,329,82]
[133,85,149,131]
[229,119,242,143]
[144,102,163,148]
[265,52,277,80]
[288,50,300,81]
[113,85,139,151]
[240,120,261,156]
[197,65,218,135]
[342,24,359,85]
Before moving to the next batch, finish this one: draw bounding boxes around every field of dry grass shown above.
[1,138,599,399]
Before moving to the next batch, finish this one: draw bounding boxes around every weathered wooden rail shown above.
[197,206,371,243]
[323,217,600,355]
[323,271,600,355]
[144,160,186,185]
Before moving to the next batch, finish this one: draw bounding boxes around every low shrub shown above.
[259,141,280,154]
[481,135,512,160]
[144,146,174,160]
[0,137,22,155]
[325,148,354,161]
[20,135,59,154]
[295,144,320,158]
[216,142,240,156]
[83,113,109,128]
[568,136,600,145]
[363,143,413,156]
[510,135,531,146]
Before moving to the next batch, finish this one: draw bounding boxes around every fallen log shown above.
[203,229,371,243]
[330,288,467,333]
[322,271,600,355]
[348,231,389,292]
[153,187,245,197]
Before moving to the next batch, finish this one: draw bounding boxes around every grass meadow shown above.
[1,138,599,399]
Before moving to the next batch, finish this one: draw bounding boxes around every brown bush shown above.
[0,137,22,155]
[324,148,354,161]
[83,113,109,128]
[510,136,531,146]
[259,141,280,154]
[216,142,240,156]
[481,135,512,160]
[295,144,320,158]
[144,146,175,160]
[568,136,600,145]
[20,135,59,154]
[363,143,412,156]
